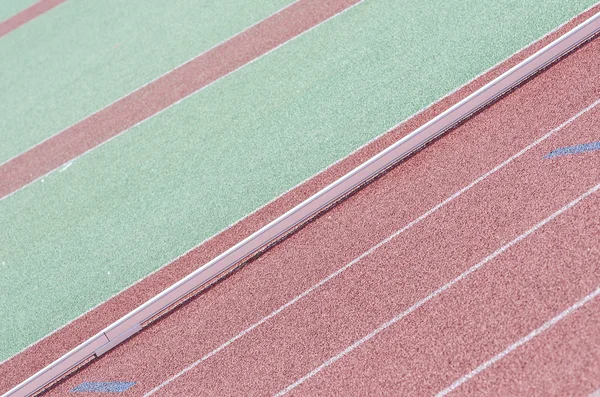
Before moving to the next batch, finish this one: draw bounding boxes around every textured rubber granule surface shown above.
[453,194,600,396]
[7,4,593,391]
[46,37,600,396]
[0,2,600,385]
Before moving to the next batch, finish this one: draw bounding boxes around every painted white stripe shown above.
[143,97,600,396]
[590,388,600,397]
[437,284,600,396]
[0,0,366,203]
[275,181,600,397]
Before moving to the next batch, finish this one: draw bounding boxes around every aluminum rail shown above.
[6,10,600,397]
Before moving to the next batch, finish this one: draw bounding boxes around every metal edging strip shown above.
[5,9,600,397]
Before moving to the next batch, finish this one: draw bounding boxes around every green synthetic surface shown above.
[0,0,39,22]
[0,0,295,164]
[0,0,596,361]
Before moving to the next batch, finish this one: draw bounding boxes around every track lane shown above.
[441,127,600,396]
[282,124,600,395]
[46,37,600,396]
[455,277,600,397]
[155,95,600,396]
[284,184,600,397]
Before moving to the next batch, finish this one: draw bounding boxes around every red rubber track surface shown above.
[45,35,600,396]
[3,5,600,395]
[0,0,66,38]
[0,0,360,200]
[453,197,600,397]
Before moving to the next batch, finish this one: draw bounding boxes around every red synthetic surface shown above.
[3,4,600,395]
[45,36,600,396]
[453,194,600,397]
[0,0,66,38]
[0,0,360,200]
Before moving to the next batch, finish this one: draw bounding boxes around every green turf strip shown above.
[0,0,296,164]
[0,0,40,22]
[1,0,596,361]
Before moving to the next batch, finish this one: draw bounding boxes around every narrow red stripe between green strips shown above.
[0,0,362,201]
[0,0,67,38]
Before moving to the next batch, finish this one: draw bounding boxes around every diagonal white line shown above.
[143,98,599,396]
[436,283,600,396]
[275,181,600,397]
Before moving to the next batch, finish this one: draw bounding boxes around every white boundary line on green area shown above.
[0,0,302,169]
[3,0,596,204]
[6,6,600,397]
[3,0,599,378]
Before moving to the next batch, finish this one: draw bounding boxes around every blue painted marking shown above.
[71,382,135,393]
[545,141,600,158]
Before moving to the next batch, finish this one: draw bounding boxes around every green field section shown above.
[0,0,39,22]
[1,0,596,361]
[0,0,295,164]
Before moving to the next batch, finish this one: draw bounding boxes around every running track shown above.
[7,5,600,394]
[46,34,600,395]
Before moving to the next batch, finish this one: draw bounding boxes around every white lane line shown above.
[0,0,366,203]
[143,98,600,396]
[59,161,72,172]
[436,283,600,396]
[275,181,600,397]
